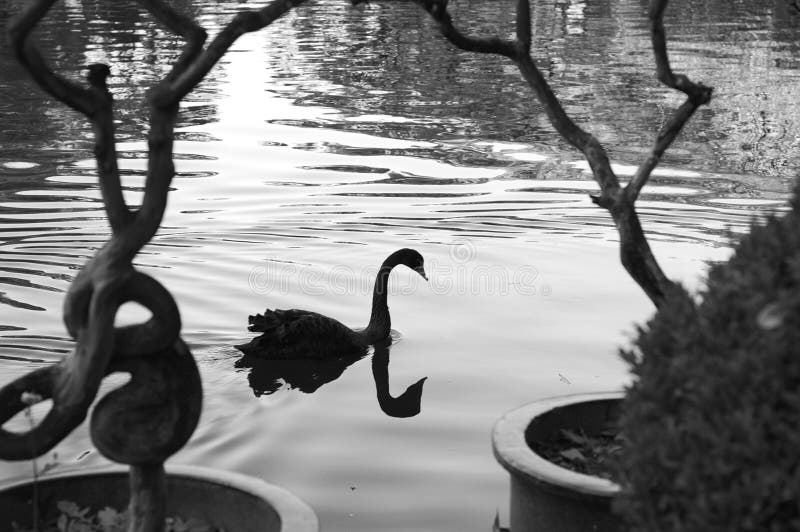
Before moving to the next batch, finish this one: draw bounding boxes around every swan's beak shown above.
[414,265,428,281]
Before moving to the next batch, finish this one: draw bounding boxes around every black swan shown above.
[235,248,427,359]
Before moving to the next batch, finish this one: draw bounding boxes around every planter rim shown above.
[492,391,624,498]
[0,463,318,532]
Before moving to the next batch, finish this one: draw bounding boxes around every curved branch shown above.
[92,340,201,465]
[515,0,531,54]
[8,3,131,232]
[118,0,314,261]
[118,105,179,260]
[626,0,713,202]
[0,276,126,458]
[134,0,207,82]
[0,263,179,459]
[405,0,675,305]
[515,55,620,200]
[413,0,621,200]
[86,65,131,232]
[154,0,310,107]
[614,205,674,306]
[112,271,181,357]
[416,0,517,57]
[0,365,68,459]
[400,0,692,306]
[7,0,94,116]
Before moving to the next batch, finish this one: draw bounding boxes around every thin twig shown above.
[416,0,517,57]
[122,0,312,261]
[515,0,531,54]
[8,2,131,232]
[134,0,207,83]
[154,0,311,107]
[7,0,94,116]
[625,0,712,202]
[86,65,130,233]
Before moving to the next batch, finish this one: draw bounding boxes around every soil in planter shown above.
[530,427,622,481]
[12,500,221,532]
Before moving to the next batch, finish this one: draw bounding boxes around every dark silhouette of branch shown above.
[626,0,713,202]
[154,0,310,107]
[8,0,93,116]
[134,0,207,83]
[415,0,517,57]
[8,3,130,233]
[515,0,531,54]
[124,0,311,263]
[387,0,713,307]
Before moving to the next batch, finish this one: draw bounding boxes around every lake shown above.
[0,0,798,530]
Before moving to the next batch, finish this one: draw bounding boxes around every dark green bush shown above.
[615,189,800,532]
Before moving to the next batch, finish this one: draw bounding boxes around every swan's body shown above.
[235,249,427,359]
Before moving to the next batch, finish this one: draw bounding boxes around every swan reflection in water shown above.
[234,338,426,418]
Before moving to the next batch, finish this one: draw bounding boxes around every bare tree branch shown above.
[117,105,179,260]
[3,2,307,529]
[616,208,674,307]
[134,0,207,83]
[515,0,531,54]
[626,0,713,202]
[0,365,67,459]
[7,0,94,115]
[403,0,685,306]
[86,65,131,233]
[514,55,621,202]
[416,0,517,57]
[8,2,131,232]
[412,0,622,200]
[112,0,312,261]
[153,0,310,107]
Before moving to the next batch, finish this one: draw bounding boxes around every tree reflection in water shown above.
[235,339,427,418]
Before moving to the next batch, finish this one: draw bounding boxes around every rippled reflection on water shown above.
[0,0,798,530]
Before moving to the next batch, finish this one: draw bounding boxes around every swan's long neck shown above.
[363,260,394,341]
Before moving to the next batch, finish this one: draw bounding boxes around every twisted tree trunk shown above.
[1,1,315,530]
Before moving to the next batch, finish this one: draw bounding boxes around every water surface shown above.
[0,0,798,530]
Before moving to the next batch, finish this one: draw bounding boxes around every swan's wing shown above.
[240,308,363,359]
[276,311,355,347]
[248,308,309,332]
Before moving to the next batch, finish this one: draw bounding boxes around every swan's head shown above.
[387,248,427,281]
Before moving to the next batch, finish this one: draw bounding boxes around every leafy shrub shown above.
[13,500,219,532]
[615,190,800,532]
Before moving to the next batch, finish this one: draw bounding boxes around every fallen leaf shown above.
[559,448,587,463]
[560,428,587,445]
[57,500,82,517]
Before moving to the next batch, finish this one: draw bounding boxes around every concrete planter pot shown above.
[0,464,318,532]
[492,392,625,532]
